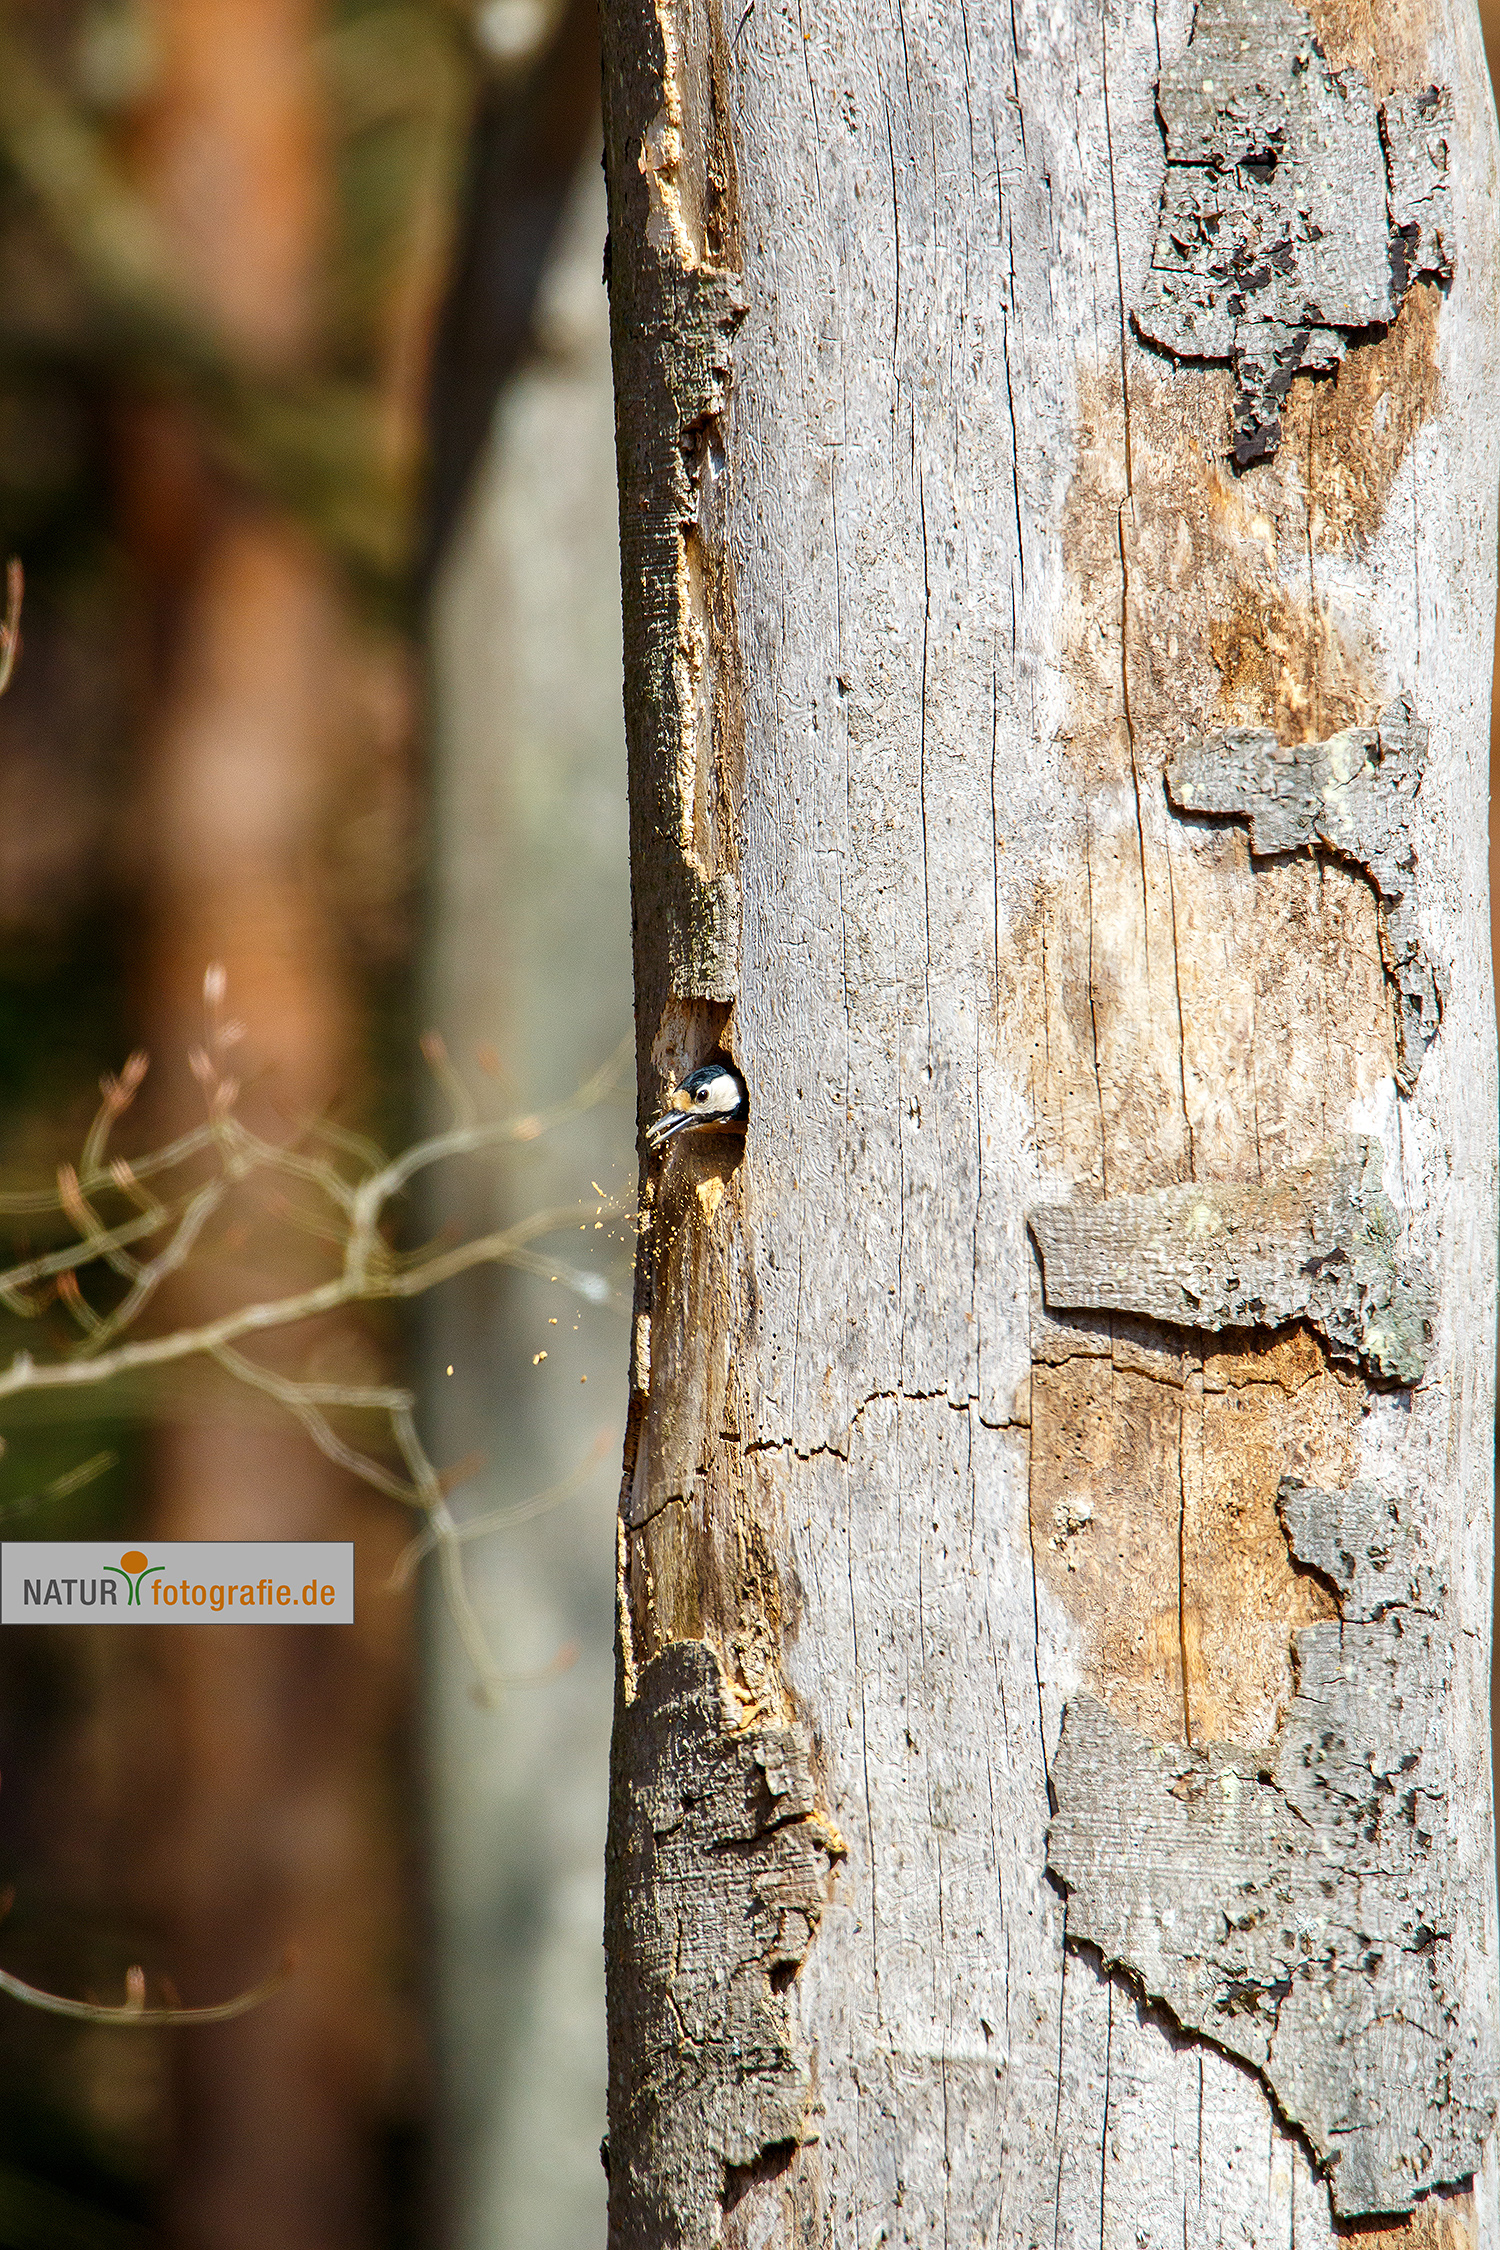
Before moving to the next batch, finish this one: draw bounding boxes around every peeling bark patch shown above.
[1029,1136,1428,1382]
[1136,0,1452,465]
[605,1640,841,2250]
[1167,694,1440,1088]
[1351,2188,1478,2249]
[1047,1478,1497,2217]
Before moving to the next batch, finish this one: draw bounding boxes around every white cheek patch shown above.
[700,1075,742,1117]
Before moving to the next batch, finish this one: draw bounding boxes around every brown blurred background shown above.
[0,0,627,2243]
[0,3,1495,2249]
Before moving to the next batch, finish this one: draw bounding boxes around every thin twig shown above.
[79,1050,150,1180]
[0,1010,633,1709]
[0,1953,292,2027]
[420,1031,479,1130]
[0,1196,193,1299]
[208,1346,419,1505]
[391,1409,504,1702]
[389,1427,612,1588]
[0,1203,619,1404]
[0,558,20,698]
[0,1450,117,1524]
[75,1179,230,1354]
[0,1123,220,1215]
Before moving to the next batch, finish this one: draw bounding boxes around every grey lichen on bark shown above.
[1047,1476,1497,2218]
[1135,0,1453,464]
[603,1639,843,2250]
[1166,696,1441,1090]
[1028,1136,1429,1383]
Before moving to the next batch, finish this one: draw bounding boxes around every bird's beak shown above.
[645,1088,697,1151]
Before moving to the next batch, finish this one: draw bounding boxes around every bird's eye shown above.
[694,1086,708,1102]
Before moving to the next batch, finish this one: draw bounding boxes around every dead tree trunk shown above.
[599,0,1500,2241]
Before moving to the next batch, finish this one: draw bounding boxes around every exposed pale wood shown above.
[600,0,1500,2237]
[1165,697,1441,1087]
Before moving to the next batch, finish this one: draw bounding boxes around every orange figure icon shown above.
[104,1551,164,1606]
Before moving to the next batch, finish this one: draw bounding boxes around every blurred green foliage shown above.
[0,0,485,602]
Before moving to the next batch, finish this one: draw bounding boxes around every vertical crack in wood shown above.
[1046,1477,1498,2218]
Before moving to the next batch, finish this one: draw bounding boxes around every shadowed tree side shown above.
[423,0,603,576]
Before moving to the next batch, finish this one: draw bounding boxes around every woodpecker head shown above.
[645,1059,749,1153]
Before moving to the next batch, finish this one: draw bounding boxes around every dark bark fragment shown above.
[1135,0,1452,463]
[604,1640,841,2250]
[1048,1477,1497,2217]
[1029,1136,1429,1382]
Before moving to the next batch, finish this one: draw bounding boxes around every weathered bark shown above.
[600,0,1500,2242]
[422,0,603,575]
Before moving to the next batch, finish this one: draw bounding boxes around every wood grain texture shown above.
[1028,1316,1350,1748]
[599,0,1500,2235]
